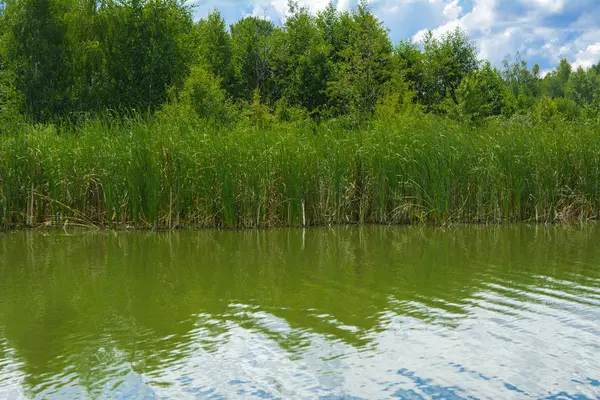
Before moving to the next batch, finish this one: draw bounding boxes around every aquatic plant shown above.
[1,113,599,229]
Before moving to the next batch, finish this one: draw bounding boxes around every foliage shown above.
[242,88,274,128]
[230,16,277,102]
[195,10,235,93]
[2,113,600,229]
[566,66,599,107]
[1,0,72,120]
[97,0,195,113]
[159,65,236,124]
[0,0,195,121]
[375,76,419,120]
[421,27,479,109]
[543,58,572,98]
[533,96,580,122]
[274,97,310,123]
[0,48,22,122]
[393,40,426,97]
[1,0,597,125]
[454,62,507,121]
[276,2,330,116]
[502,53,540,113]
[326,0,392,116]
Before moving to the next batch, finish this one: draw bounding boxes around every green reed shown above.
[1,113,599,230]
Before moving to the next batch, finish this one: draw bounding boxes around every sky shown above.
[187,0,600,73]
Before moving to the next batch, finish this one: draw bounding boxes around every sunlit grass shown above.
[1,113,599,229]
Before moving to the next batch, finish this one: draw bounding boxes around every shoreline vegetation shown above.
[2,114,600,230]
[1,1,600,230]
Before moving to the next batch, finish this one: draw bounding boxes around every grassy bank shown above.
[1,114,600,230]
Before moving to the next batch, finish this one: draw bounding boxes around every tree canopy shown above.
[0,0,598,124]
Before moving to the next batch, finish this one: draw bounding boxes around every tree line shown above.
[1,0,599,125]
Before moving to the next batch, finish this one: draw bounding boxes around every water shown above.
[0,225,599,399]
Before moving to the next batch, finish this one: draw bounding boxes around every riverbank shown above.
[1,114,599,230]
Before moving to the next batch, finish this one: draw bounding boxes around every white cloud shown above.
[443,0,462,20]
[411,0,495,44]
[407,0,600,70]
[337,0,354,11]
[524,0,565,13]
[573,41,600,70]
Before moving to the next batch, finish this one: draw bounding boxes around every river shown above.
[0,225,599,399]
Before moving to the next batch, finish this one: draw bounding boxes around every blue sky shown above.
[187,0,600,73]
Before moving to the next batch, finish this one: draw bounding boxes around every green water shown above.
[0,226,599,399]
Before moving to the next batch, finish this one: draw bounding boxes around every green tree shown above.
[63,0,106,113]
[543,57,571,98]
[100,0,195,112]
[161,64,235,124]
[277,1,330,115]
[534,95,580,122]
[195,10,235,94]
[501,53,540,112]
[243,88,274,128]
[1,0,72,120]
[375,76,419,121]
[566,66,598,106]
[421,27,479,109]
[327,0,392,116]
[230,16,277,102]
[393,39,425,99]
[0,59,21,121]
[316,2,353,63]
[0,9,21,120]
[455,62,507,121]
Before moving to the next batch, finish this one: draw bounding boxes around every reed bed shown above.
[1,114,600,229]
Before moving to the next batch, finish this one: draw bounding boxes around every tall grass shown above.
[1,113,600,229]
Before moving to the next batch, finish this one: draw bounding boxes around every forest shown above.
[1,0,599,124]
[1,0,600,229]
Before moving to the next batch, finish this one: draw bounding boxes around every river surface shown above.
[0,225,600,399]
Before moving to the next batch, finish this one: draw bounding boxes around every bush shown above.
[375,77,420,121]
[534,96,580,123]
[0,69,22,123]
[159,65,237,125]
[454,63,507,121]
[241,89,274,129]
[274,97,310,124]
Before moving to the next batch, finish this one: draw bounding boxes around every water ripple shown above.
[1,226,600,399]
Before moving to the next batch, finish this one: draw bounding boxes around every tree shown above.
[316,2,353,63]
[0,59,21,121]
[99,0,195,112]
[242,88,274,128]
[375,76,419,120]
[421,27,479,109]
[566,66,598,106]
[502,53,540,112]
[534,96,580,122]
[455,62,507,121]
[195,10,235,94]
[63,0,106,113]
[1,0,72,121]
[230,17,277,102]
[0,9,22,120]
[543,57,571,98]
[1,0,195,119]
[276,1,329,115]
[393,39,425,100]
[161,64,234,124]
[326,0,392,116]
